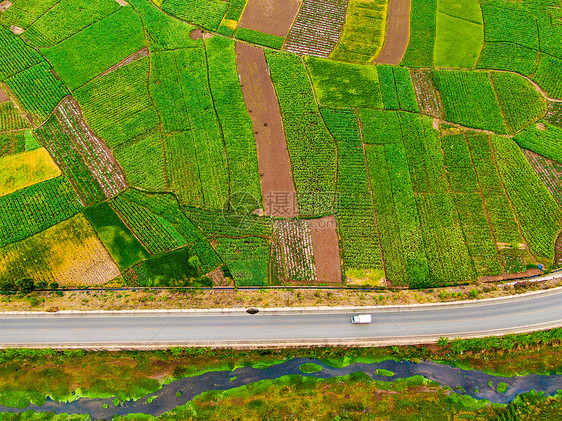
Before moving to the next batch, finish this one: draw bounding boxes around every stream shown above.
[1,358,561,419]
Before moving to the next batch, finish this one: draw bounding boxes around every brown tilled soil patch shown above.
[236,42,297,218]
[10,25,23,35]
[310,216,342,284]
[373,0,411,64]
[97,47,149,79]
[239,0,302,37]
[0,87,9,103]
[190,29,214,40]
[479,268,541,283]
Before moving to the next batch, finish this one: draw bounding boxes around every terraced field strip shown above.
[410,69,444,119]
[309,216,342,284]
[284,0,347,58]
[523,149,562,207]
[373,0,411,64]
[96,47,149,79]
[238,0,301,37]
[235,42,297,218]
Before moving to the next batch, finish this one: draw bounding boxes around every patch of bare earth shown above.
[0,1,11,12]
[0,87,9,103]
[239,0,302,37]
[189,29,214,40]
[479,268,541,283]
[10,25,23,35]
[310,216,342,284]
[373,0,411,64]
[114,0,128,5]
[235,42,297,218]
[97,47,149,79]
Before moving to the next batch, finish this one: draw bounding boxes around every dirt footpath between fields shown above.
[373,0,411,65]
[310,216,343,284]
[239,0,302,37]
[236,42,297,218]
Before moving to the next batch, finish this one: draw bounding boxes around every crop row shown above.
[111,195,186,256]
[0,26,42,79]
[5,63,69,120]
[523,150,562,208]
[266,51,337,216]
[545,102,562,128]
[114,129,168,192]
[215,237,270,286]
[0,131,26,157]
[0,177,82,247]
[410,69,443,119]
[183,206,273,239]
[0,101,28,132]
[491,72,547,134]
[400,0,436,67]
[162,0,228,30]
[321,107,384,272]
[35,97,126,205]
[433,70,507,133]
[493,135,562,262]
[74,57,157,149]
[284,0,347,58]
[514,122,562,165]
[120,189,223,274]
[329,0,388,64]
[151,48,228,210]
[205,36,262,210]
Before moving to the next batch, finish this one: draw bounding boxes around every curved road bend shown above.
[0,288,560,348]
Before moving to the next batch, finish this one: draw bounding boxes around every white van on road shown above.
[351,314,372,324]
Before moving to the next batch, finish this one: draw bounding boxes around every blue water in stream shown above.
[1,358,561,420]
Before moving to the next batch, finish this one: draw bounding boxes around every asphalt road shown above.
[0,289,560,348]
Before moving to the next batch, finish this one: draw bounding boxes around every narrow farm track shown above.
[235,42,297,217]
[0,288,560,348]
[373,0,411,64]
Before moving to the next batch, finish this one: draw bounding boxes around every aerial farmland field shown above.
[0,0,561,291]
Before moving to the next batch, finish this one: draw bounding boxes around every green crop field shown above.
[0,0,560,289]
